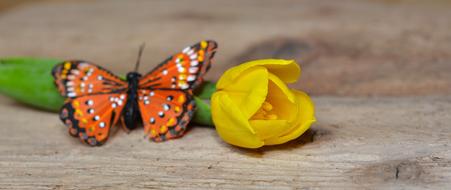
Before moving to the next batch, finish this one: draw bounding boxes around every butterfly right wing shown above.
[60,93,127,146]
[52,60,127,98]
[136,41,217,142]
[138,40,217,90]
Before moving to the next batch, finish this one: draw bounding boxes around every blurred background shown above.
[0,0,450,96]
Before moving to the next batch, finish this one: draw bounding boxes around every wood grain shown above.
[0,95,450,189]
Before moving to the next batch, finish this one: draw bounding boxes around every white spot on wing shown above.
[187,75,196,82]
[163,104,170,111]
[71,70,80,75]
[88,109,94,114]
[189,67,199,73]
[180,83,189,89]
[182,47,190,53]
[191,60,199,66]
[68,75,76,80]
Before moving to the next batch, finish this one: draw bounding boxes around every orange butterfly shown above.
[52,40,217,146]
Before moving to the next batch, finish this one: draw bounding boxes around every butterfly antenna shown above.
[135,43,146,72]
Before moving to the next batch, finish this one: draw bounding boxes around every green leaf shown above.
[0,57,64,112]
[191,96,214,126]
[193,81,216,99]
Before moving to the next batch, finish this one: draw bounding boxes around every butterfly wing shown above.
[137,89,195,142]
[59,93,127,146]
[52,60,127,98]
[136,40,217,142]
[53,61,129,146]
[138,40,217,90]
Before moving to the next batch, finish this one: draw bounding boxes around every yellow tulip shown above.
[211,59,315,148]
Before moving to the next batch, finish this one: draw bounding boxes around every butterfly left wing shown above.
[52,60,127,98]
[137,89,195,142]
[59,93,127,146]
[138,40,217,90]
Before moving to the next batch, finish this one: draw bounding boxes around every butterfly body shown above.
[123,72,142,130]
[52,40,217,146]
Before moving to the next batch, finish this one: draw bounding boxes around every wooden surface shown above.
[1,0,451,189]
[0,95,450,189]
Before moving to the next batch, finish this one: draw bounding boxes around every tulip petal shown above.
[218,66,269,119]
[265,76,298,122]
[211,91,264,148]
[268,72,295,103]
[264,90,316,145]
[250,119,290,140]
[217,59,300,89]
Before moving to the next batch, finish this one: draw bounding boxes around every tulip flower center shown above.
[251,101,278,120]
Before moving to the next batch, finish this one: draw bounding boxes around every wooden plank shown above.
[0,95,450,189]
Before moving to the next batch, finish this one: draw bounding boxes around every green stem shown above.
[191,97,214,127]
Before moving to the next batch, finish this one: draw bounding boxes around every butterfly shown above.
[52,40,217,146]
